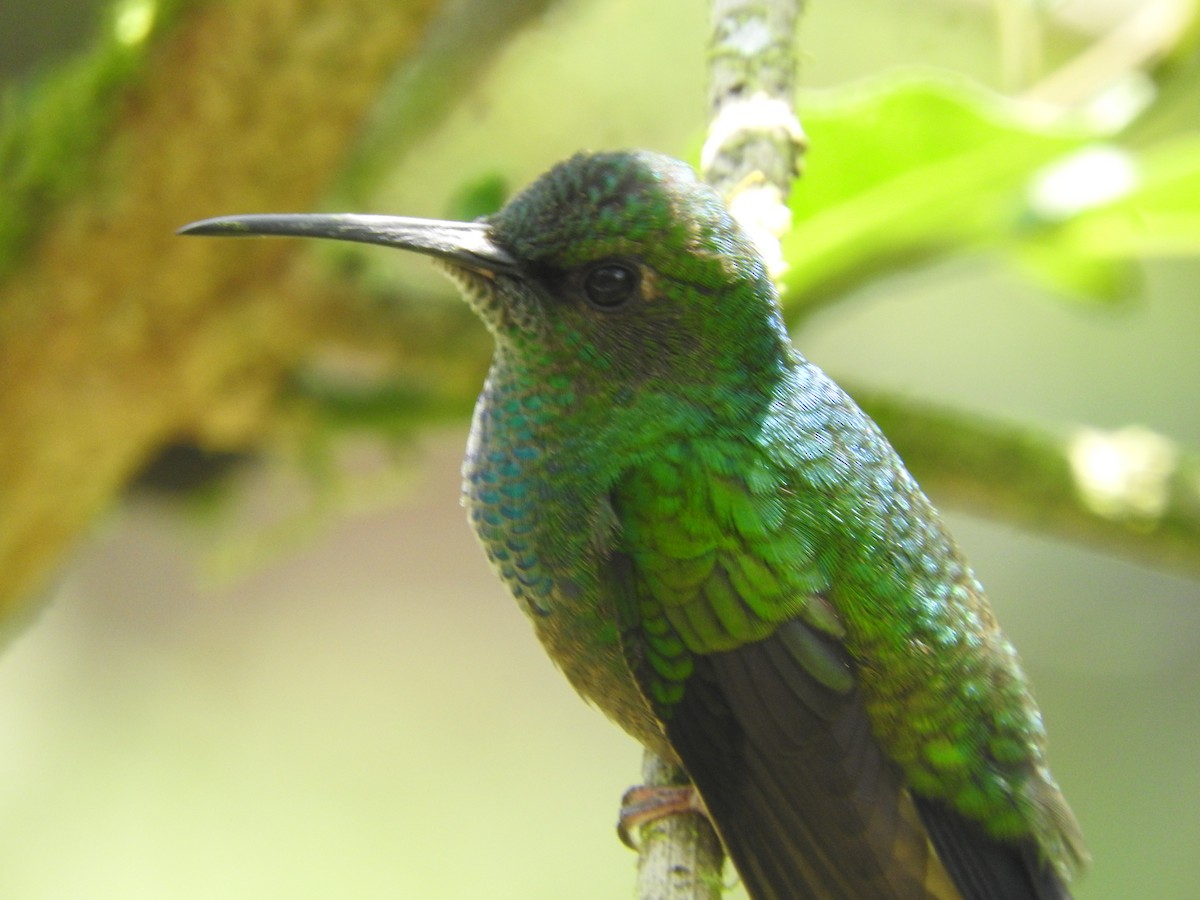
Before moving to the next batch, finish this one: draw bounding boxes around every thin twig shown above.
[702,0,807,278]
[633,755,726,900]
[1020,0,1192,112]
[634,2,807,897]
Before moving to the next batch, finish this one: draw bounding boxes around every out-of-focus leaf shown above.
[1010,236,1141,303]
[1013,133,1200,299]
[781,74,1098,316]
[1012,144,1145,302]
[1040,132,1200,256]
[444,171,510,221]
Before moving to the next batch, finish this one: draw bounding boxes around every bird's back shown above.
[607,358,1084,898]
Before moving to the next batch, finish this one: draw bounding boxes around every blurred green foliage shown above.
[784,75,1097,313]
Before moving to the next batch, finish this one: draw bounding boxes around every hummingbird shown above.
[181,150,1086,899]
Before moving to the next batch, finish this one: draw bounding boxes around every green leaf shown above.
[1008,133,1200,302]
[1035,133,1200,257]
[781,73,1097,316]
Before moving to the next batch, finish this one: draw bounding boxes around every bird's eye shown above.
[582,262,639,310]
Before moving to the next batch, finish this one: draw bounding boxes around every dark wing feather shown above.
[914,796,1073,900]
[666,618,959,900]
[666,615,1074,899]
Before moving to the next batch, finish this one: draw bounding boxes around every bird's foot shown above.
[617,783,708,849]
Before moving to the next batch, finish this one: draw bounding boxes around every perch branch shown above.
[633,754,726,900]
[632,1,806,896]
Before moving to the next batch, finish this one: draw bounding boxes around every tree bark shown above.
[0,0,553,632]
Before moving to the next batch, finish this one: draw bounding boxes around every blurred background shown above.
[2,0,1199,897]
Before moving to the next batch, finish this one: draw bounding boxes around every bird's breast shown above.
[461,382,670,755]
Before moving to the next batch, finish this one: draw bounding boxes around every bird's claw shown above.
[617,783,707,850]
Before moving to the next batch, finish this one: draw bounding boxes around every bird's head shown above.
[181,151,791,418]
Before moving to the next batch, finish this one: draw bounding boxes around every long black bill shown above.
[178,213,519,275]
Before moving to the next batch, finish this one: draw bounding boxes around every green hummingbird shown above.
[181,150,1086,899]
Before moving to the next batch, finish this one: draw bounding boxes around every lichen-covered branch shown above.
[702,0,806,277]
[631,1,806,896]
[633,755,726,900]
[0,0,545,633]
[855,388,1200,580]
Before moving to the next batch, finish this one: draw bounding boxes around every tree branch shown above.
[702,0,806,277]
[632,1,806,896]
[854,387,1200,580]
[633,755,726,900]
[0,0,554,633]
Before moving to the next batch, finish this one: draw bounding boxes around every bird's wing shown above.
[608,437,1070,900]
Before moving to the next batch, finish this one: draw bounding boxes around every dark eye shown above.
[582,262,639,309]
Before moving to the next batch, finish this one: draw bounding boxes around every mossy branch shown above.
[0,0,550,632]
[855,388,1200,580]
